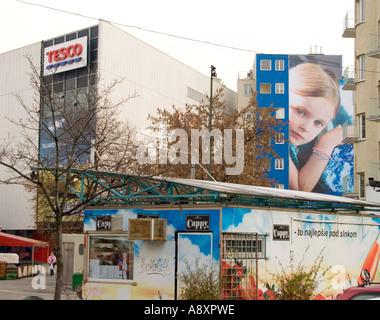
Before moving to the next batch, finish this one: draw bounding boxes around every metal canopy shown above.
[38,168,380,213]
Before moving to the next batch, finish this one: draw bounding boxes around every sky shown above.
[2,0,354,91]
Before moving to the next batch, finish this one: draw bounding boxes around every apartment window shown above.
[358,172,365,198]
[263,158,271,171]
[358,113,366,140]
[258,107,271,120]
[275,132,285,144]
[276,108,285,119]
[260,83,271,94]
[275,83,285,94]
[275,158,284,170]
[260,60,271,71]
[275,60,285,71]
[358,0,365,23]
[244,84,253,96]
[358,55,365,81]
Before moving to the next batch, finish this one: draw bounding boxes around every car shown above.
[335,282,380,300]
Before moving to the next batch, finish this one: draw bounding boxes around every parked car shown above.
[335,283,380,300]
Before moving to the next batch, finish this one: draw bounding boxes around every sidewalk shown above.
[0,265,80,300]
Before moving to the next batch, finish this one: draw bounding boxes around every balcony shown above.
[342,66,356,90]
[238,70,255,80]
[367,33,380,59]
[342,174,358,198]
[368,98,380,121]
[369,162,380,181]
[342,121,358,144]
[342,11,356,38]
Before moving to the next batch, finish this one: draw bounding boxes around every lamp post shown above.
[208,65,217,180]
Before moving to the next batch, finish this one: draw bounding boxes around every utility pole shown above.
[208,65,216,180]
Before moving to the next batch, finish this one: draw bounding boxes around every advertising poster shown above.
[288,55,354,195]
[222,207,380,299]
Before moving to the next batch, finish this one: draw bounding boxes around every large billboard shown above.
[82,207,380,300]
[288,55,354,195]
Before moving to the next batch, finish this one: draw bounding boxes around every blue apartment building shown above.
[254,53,353,195]
[255,54,290,189]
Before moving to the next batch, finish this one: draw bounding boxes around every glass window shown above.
[260,60,271,71]
[275,158,284,170]
[66,33,77,41]
[276,108,285,119]
[91,26,99,39]
[359,113,366,140]
[358,172,365,198]
[260,83,271,94]
[54,36,65,45]
[262,158,271,171]
[275,83,285,94]
[275,132,285,144]
[358,55,365,81]
[89,235,134,281]
[350,292,380,300]
[358,0,365,23]
[78,29,89,38]
[244,84,253,96]
[275,60,284,71]
[77,76,88,88]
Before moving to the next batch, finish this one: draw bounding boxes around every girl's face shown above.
[289,92,334,146]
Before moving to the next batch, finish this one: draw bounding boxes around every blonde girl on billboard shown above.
[288,62,342,192]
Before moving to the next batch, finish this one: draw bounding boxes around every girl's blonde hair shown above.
[289,62,340,118]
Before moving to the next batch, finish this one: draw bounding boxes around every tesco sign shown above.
[43,36,87,76]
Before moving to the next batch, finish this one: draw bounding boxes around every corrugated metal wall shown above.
[97,20,236,132]
[0,43,41,230]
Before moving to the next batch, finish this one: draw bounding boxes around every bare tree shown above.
[0,56,138,299]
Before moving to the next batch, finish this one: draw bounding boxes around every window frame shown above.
[87,234,135,283]
[222,232,267,259]
[358,0,365,23]
[275,158,285,170]
[358,55,366,82]
[275,60,285,71]
[275,107,285,119]
[275,132,285,144]
[358,113,366,140]
[244,84,253,96]
[260,83,271,94]
[275,83,285,94]
[358,172,365,199]
[260,59,272,71]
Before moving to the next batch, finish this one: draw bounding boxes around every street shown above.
[0,264,80,300]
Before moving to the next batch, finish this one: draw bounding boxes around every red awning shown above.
[0,231,49,247]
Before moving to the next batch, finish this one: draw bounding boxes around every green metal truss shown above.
[31,167,380,213]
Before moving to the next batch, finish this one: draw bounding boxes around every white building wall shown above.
[0,43,41,230]
[0,21,237,231]
[97,20,236,132]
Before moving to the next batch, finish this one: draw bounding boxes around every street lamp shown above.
[208,65,217,180]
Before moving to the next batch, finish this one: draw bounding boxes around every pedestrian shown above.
[47,251,56,276]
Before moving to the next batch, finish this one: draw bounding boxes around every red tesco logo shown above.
[46,43,83,63]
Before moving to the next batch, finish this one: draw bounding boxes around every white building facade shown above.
[0,20,236,232]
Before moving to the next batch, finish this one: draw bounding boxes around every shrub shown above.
[179,258,219,300]
[268,246,330,300]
